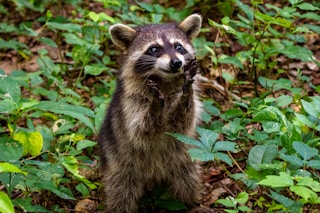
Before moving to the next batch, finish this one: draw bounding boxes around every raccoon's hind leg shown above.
[168,157,202,207]
[103,170,144,213]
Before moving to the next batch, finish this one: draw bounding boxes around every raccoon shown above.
[98,14,203,213]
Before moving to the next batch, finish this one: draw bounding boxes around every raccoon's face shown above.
[132,26,196,78]
[109,14,202,78]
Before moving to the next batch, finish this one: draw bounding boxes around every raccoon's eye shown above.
[147,46,160,55]
[175,44,185,53]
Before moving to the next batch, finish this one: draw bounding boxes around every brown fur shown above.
[98,14,202,213]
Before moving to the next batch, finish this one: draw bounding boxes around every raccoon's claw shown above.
[183,58,198,94]
[184,58,198,79]
[147,79,165,107]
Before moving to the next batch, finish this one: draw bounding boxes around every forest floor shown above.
[1,1,320,212]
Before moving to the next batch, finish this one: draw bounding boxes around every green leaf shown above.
[258,172,294,187]
[13,197,49,212]
[236,0,253,21]
[167,133,204,149]
[84,64,107,76]
[13,129,43,157]
[216,198,236,207]
[0,73,21,103]
[295,113,315,128]
[196,127,219,150]
[290,185,316,201]
[188,148,215,162]
[248,144,278,170]
[215,152,233,166]
[296,177,320,192]
[0,139,23,161]
[76,183,90,197]
[301,99,319,118]
[0,162,26,175]
[236,191,249,204]
[307,160,320,170]
[76,140,97,150]
[35,181,75,200]
[276,95,293,107]
[279,153,303,168]
[39,37,57,47]
[269,190,303,211]
[46,22,82,33]
[214,141,237,152]
[297,3,319,11]
[60,156,85,180]
[34,101,95,131]
[0,191,14,213]
[293,141,318,161]
[279,46,313,62]
[218,56,243,69]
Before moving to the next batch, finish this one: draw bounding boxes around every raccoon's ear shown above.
[109,24,136,49]
[178,14,202,40]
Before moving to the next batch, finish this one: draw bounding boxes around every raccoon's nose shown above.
[170,58,182,70]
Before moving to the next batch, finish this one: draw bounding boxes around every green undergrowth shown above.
[0,0,320,212]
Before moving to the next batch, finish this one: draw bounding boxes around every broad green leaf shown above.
[215,152,233,166]
[0,139,23,161]
[297,3,319,11]
[84,64,107,76]
[295,113,315,128]
[0,73,21,103]
[12,197,49,212]
[269,190,303,211]
[290,185,316,201]
[236,192,249,204]
[218,56,243,69]
[188,148,215,161]
[13,130,43,157]
[0,99,17,114]
[88,11,100,22]
[293,141,318,161]
[76,140,97,150]
[248,144,278,170]
[0,191,14,213]
[261,121,281,133]
[168,133,205,149]
[305,24,320,34]
[307,160,320,170]
[214,141,237,152]
[296,177,320,192]
[76,183,90,197]
[46,22,82,33]
[279,46,313,62]
[0,162,26,175]
[258,172,294,187]
[301,99,318,118]
[39,37,57,47]
[196,127,218,150]
[236,0,253,21]
[216,198,236,208]
[279,153,303,168]
[275,95,293,107]
[35,181,75,200]
[34,101,95,131]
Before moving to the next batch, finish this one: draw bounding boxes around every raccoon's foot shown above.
[183,58,198,95]
[147,78,165,107]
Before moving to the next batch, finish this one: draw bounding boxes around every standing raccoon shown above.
[98,14,202,212]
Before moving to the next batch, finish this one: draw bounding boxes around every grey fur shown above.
[98,14,203,213]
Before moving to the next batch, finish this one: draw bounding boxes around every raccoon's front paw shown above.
[147,79,165,107]
[183,58,198,94]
